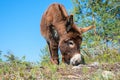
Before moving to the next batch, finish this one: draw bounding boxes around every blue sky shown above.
[0,0,73,62]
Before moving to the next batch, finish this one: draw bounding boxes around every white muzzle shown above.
[70,54,81,66]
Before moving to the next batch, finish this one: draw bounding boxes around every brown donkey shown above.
[40,3,95,66]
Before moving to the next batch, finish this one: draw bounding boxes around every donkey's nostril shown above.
[71,60,80,66]
[75,60,80,66]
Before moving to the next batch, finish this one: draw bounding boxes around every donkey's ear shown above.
[80,25,95,33]
[67,15,73,25]
[66,15,74,32]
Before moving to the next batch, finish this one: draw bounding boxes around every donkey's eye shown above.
[68,40,75,48]
[69,41,74,45]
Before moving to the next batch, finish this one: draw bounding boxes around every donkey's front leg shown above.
[47,41,59,65]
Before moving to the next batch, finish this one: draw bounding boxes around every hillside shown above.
[0,50,120,80]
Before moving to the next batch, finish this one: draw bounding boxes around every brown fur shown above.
[40,3,94,65]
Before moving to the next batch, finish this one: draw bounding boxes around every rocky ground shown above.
[0,62,120,80]
[0,50,120,80]
[58,62,120,80]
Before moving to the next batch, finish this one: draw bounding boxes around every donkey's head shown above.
[58,15,95,66]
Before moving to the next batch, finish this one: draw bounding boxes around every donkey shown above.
[40,3,95,66]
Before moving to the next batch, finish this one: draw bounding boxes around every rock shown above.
[102,71,115,79]
[72,64,85,70]
[67,75,80,79]
[90,62,99,67]
[72,66,80,70]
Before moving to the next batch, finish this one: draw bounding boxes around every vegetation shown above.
[71,0,120,54]
[0,0,120,80]
[0,45,120,80]
[71,0,120,41]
